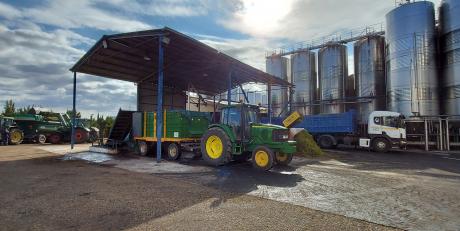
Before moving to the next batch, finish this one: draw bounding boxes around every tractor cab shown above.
[219,104,259,142]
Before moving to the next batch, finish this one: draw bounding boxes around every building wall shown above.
[137,80,187,112]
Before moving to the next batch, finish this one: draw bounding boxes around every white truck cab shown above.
[360,111,407,152]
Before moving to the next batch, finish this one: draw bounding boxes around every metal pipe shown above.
[268,83,272,123]
[439,118,443,151]
[446,119,450,151]
[424,119,429,151]
[156,36,165,163]
[71,72,77,150]
[228,70,232,106]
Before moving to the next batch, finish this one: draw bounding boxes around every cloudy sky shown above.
[0,0,440,117]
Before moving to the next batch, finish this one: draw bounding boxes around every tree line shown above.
[2,99,115,137]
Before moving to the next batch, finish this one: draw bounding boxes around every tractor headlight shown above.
[272,129,289,142]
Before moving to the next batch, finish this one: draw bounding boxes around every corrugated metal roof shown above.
[71,27,290,95]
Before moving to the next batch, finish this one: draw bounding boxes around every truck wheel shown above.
[251,146,274,171]
[275,152,293,166]
[166,142,181,161]
[201,128,232,166]
[137,141,149,156]
[75,128,88,144]
[37,134,47,144]
[48,133,62,144]
[9,128,24,145]
[318,135,336,149]
[372,138,390,153]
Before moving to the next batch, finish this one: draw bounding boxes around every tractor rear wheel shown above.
[201,128,232,166]
[166,142,181,160]
[48,133,62,144]
[275,152,293,166]
[75,128,89,144]
[9,128,24,145]
[251,146,275,171]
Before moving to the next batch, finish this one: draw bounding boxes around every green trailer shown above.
[133,110,211,160]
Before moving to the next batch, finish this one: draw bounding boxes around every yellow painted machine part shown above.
[255,150,269,167]
[283,111,302,128]
[276,153,288,162]
[205,135,223,159]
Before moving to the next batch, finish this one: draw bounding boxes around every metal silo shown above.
[291,51,317,115]
[318,43,348,114]
[354,35,386,123]
[440,0,460,115]
[385,1,440,117]
[266,56,289,117]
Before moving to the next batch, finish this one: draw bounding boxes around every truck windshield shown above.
[383,116,405,128]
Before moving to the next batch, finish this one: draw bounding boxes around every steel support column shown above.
[239,84,249,103]
[446,119,450,151]
[268,83,272,123]
[156,36,165,163]
[71,72,77,150]
[228,70,232,105]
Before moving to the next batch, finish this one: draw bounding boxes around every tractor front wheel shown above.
[275,152,293,166]
[251,146,275,171]
[9,128,24,145]
[37,134,47,144]
[201,128,232,166]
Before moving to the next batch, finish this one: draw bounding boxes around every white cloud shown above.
[23,0,152,32]
[0,22,136,117]
[0,2,22,19]
[101,0,211,17]
[220,0,441,42]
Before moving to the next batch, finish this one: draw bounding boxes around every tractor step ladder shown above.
[107,109,135,147]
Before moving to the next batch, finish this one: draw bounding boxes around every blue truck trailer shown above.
[263,110,407,153]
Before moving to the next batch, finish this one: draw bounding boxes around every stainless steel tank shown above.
[440,0,460,115]
[266,56,289,117]
[291,51,317,115]
[354,35,386,123]
[318,43,348,114]
[385,1,440,117]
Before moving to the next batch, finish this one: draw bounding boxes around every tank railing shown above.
[266,23,385,58]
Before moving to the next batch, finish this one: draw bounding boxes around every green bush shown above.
[294,129,323,156]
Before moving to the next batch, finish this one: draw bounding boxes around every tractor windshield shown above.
[246,108,259,124]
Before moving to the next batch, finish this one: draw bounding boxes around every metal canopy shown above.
[71,27,290,95]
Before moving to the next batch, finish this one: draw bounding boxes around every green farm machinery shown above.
[14,111,98,144]
[200,104,297,170]
[133,104,297,170]
[0,115,24,145]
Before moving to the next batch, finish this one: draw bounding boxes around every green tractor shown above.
[14,110,95,144]
[201,104,297,171]
[0,115,24,145]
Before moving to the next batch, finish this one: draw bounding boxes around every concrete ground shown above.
[71,147,460,231]
[0,144,396,231]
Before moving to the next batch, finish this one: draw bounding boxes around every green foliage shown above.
[3,100,15,117]
[17,105,35,114]
[65,110,81,119]
[294,129,324,156]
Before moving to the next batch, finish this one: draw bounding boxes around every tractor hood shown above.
[251,123,287,130]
